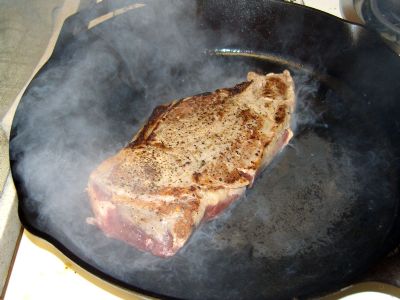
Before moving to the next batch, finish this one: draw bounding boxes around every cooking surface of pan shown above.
[9,1,400,299]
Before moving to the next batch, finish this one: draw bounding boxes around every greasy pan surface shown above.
[9,0,400,299]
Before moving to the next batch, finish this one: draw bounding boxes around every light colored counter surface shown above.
[6,233,123,300]
[2,1,399,299]
[0,0,75,294]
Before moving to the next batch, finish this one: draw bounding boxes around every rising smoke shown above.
[9,1,397,299]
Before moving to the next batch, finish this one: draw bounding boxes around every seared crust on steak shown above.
[87,71,295,257]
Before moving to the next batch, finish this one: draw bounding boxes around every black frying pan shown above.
[9,0,400,299]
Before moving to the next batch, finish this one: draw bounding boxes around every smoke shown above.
[9,1,398,299]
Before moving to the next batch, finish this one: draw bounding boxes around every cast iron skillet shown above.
[9,0,400,299]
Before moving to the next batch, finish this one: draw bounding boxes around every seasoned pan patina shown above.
[10,0,400,299]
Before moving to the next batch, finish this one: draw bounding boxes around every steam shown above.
[9,1,396,299]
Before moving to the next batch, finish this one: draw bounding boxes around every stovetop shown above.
[340,0,400,53]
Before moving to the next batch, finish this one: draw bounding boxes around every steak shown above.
[87,71,295,257]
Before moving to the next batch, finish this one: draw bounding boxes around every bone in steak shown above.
[87,71,295,257]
